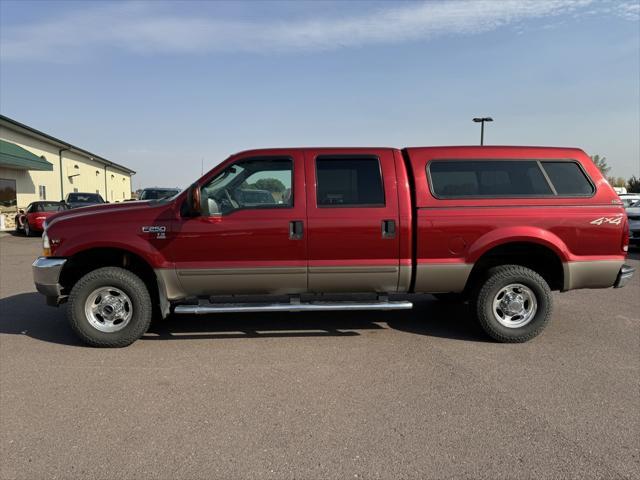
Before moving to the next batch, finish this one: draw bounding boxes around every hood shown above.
[46,200,153,227]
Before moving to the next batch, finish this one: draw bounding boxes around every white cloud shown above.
[0,0,629,61]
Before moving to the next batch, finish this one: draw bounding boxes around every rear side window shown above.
[541,161,594,195]
[316,157,385,207]
[429,161,552,198]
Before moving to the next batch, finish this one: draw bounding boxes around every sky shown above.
[1,0,639,189]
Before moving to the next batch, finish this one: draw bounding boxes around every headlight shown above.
[42,231,51,257]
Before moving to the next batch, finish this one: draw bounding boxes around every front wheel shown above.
[67,267,152,347]
[473,265,552,343]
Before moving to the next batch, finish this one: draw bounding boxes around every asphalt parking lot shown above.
[0,233,638,480]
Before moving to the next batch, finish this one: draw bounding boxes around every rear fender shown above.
[466,227,570,264]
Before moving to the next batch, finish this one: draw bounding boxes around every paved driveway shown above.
[1,233,638,479]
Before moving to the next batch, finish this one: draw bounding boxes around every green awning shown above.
[0,139,53,171]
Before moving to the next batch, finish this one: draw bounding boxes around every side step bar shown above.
[173,300,413,315]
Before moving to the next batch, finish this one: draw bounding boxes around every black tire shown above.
[472,265,552,343]
[67,267,152,347]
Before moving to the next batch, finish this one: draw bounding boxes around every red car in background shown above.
[15,201,68,236]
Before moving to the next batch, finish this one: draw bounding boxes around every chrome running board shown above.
[173,300,413,315]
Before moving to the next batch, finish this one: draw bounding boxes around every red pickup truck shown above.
[33,146,634,347]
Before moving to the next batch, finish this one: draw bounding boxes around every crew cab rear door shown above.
[303,148,401,292]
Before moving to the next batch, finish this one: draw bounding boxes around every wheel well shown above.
[466,242,564,292]
[59,248,159,307]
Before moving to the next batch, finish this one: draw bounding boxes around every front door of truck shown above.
[303,149,401,292]
[170,150,307,296]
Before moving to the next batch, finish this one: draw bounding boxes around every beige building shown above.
[0,115,135,220]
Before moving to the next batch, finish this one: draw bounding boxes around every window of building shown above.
[428,160,553,198]
[541,161,594,196]
[201,157,293,215]
[0,178,17,209]
[316,156,384,207]
[39,185,46,200]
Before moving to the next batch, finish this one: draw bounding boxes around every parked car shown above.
[626,199,640,248]
[15,201,68,236]
[33,146,634,347]
[138,188,181,201]
[619,193,640,207]
[64,192,105,209]
[235,188,277,206]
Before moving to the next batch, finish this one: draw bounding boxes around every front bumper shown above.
[32,257,66,299]
[614,264,635,289]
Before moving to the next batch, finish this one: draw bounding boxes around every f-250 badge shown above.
[142,225,167,238]
[590,217,622,226]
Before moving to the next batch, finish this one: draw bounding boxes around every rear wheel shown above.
[472,265,552,343]
[67,267,152,347]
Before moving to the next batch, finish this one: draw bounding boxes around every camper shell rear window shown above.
[427,159,594,199]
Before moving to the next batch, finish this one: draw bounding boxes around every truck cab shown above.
[33,146,634,347]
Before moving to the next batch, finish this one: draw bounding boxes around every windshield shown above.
[37,202,67,212]
[140,188,180,200]
[67,193,103,203]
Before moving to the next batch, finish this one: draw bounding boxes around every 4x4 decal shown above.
[590,216,622,225]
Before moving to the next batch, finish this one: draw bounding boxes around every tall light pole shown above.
[473,117,493,146]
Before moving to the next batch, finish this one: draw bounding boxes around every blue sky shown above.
[1,0,638,189]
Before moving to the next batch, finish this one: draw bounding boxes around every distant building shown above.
[0,115,135,214]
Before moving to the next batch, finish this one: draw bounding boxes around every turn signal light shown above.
[42,231,51,257]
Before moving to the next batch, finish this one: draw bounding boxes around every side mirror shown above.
[185,183,202,217]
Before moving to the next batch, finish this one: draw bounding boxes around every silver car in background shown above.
[626,199,640,247]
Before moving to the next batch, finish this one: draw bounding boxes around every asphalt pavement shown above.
[1,233,638,479]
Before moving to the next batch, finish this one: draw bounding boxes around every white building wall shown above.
[0,125,133,208]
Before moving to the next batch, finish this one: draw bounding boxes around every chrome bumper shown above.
[32,257,66,299]
[614,264,635,289]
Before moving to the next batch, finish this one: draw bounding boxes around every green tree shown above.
[252,178,286,193]
[590,154,611,177]
[627,175,640,193]
[607,176,627,188]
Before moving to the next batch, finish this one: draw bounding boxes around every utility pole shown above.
[473,117,493,146]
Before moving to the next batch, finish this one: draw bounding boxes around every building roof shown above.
[0,114,136,175]
[0,139,54,171]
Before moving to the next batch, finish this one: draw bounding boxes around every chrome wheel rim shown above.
[84,286,133,333]
[492,283,537,328]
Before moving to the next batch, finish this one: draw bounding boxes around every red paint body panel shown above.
[44,145,628,296]
[23,212,53,232]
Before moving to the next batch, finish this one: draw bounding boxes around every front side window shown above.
[316,156,385,207]
[429,160,553,198]
[201,157,293,215]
